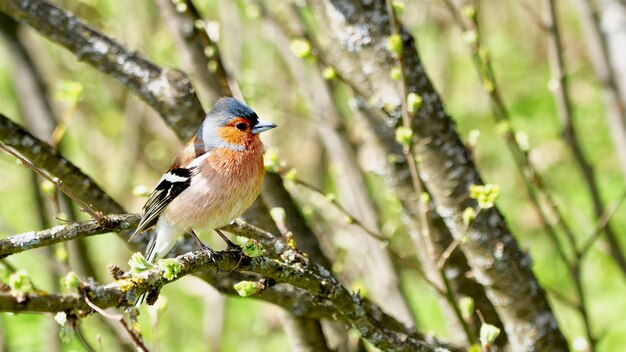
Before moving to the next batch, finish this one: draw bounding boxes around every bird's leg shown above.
[215,229,241,251]
[188,230,218,268]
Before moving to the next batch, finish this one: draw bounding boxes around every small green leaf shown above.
[159,259,182,280]
[462,207,476,226]
[469,184,500,209]
[128,252,152,273]
[290,39,312,59]
[242,240,265,258]
[406,92,422,113]
[459,296,475,320]
[480,323,501,347]
[395,126,413,147]
[234,280,262,297]
[9,270,32,293]
[386,34,403,56]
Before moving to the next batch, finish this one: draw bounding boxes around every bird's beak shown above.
[252,119,277,134]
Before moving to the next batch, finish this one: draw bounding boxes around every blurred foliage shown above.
[0,0,625,351]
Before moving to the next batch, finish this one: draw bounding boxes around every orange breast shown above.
[162,140,265,231]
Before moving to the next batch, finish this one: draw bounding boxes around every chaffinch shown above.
[129,97,276,263]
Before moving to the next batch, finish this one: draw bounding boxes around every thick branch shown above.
[0,0,205,140]
[312,1,568,350]
[0,114,124,214]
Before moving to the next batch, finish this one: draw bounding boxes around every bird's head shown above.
[198,97,276,151]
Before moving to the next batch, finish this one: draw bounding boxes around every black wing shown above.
[129,168,193,241]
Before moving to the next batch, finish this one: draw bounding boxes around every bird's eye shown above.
[235,122,247,131]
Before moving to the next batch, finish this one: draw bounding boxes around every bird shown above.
[129,97,276,264]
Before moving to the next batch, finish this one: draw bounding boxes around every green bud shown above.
[420,192,430,204]
[386,34,403,56]
[462,5,476,19]
[128,252,152,273]
[406,92,422,113]
[495,120,511,136]
[395,126,413,147]
[459,296,475,320]
[322,66,337,80]
[175,2,187,13]
[159,259,182,280]
[203,46,215,58]
[9,270,32,293]
[480,323,501,347]
[392,1,405,16]
[515,131,530,151]
[344,215,353,224]
[467,129,481,148]
[290,39,312,59]
[61,271,80,290]
[467,344,482,352]
[390,66,402,81]
[242,240,265,257]
[59,325,75,344]
[325,193,336,202]
[264,148,285,172]
[284,168,298,181]
[234,280,262,297]
[193,19,204,30]
[207,60,218,73]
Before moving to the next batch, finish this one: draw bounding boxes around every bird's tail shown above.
[135,219,181,307]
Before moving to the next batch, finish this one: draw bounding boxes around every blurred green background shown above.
[1,0,625,351]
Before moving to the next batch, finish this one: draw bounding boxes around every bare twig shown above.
[0,0,205,140]
[0,143,100,218]
[83,296,149,352]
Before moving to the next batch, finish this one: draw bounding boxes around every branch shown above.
[0,0,205,140]
[0,214,139,259]
[0,249,460,352]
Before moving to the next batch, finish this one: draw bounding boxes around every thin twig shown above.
[0,143,100,218]
[84,296,149,352]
